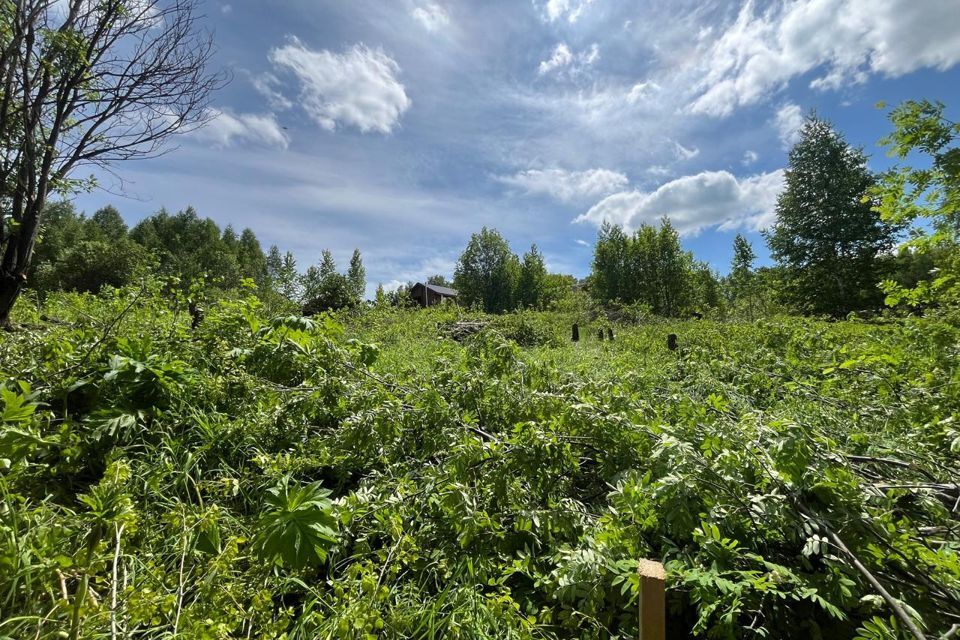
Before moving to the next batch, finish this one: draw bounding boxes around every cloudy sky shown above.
[73,0,960,292]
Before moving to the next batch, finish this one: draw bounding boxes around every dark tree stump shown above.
[188,301,204,330]
[598,328,605,341]
[572,323,579,342]
[607,327,614,341]
[667,334,678,351]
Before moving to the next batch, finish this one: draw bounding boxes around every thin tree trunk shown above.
[0,194,45,328]
[0,271,25,329]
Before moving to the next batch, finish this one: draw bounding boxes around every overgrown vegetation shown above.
[1,286,958,638]
[1,2,958,633]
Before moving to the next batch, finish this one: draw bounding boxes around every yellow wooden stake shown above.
[637,559,665,640]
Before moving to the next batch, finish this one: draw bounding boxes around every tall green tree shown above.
[871,99,960,307]
[238,229,268,286]
[517,244,548,309]
[729,234,756,292]
[453,228,520,313]
[88,206,128,241]
[655,218,692,316]
[590,222,629,302]
[266,245,302,302]
[301,250,357,314]
[347,249,366,302]
[766,114,900,316]
[319,250,337,280]
[728,234,758,317]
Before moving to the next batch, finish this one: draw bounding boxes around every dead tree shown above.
[0,0,225,326]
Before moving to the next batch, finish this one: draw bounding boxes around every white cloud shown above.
[627,81,660,104]
[539,43,574,75]
[574,169,785,235]
[690,0,960,117]
[575,239,590,247]
[542,0,594,23]
[538,42,599,77]
[742,150,759,166]
[194,109,289,148]
[774,103,804,149]
[673,141,700,161]
[498,168,629,203]
[268,39,411,134]
[412,2,450,32]
[646,165,672,178]
[251,72,293,111]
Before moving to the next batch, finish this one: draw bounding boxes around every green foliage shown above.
[454,227,521,313]
[266,244,303,304]
[517,244,548,309]
[30,202,149,294]
[767,114,901,316]
[348,248,367,302]
[255,476,338,569]
[301,249,364,314]
[728,235,757,312]
[590,218,721,316]
[872,99,960,307]
[1,281,959,639]
[130,206,268,290]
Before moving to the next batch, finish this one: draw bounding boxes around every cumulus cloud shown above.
[268,39,411,134]
[775,103,805,149]
[542,0,594,23]
[690,0,960,117]
[538,42,599,77]
[574,170,785,235]
[498,168,629,203]
[412,2,450,32]
[194,109,289,148]
[742,150,759,166]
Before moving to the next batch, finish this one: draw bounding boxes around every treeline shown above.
[451,228,574,312]
[31,204,368,313]
[591,219,722,316]
[589,107,957,318]
[26,99,959,321]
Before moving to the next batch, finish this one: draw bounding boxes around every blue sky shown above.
[72,0,960,293]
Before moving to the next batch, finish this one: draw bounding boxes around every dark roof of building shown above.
[413,282,458,297]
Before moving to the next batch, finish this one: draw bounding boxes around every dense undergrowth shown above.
[1,284,959,639]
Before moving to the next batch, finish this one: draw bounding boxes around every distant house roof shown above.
[414,282,458,297]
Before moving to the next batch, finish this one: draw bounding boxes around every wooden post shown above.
[637,559,665,640]
[572,323,579,342]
